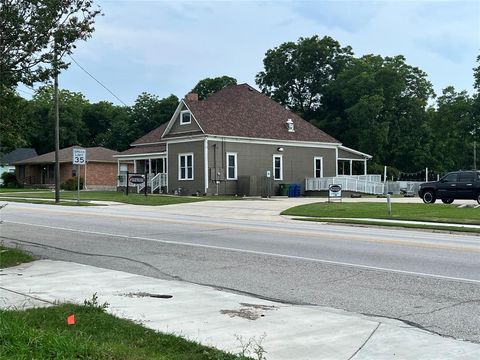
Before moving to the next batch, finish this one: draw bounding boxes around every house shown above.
[115,84,371,196]
[14,146,119,190]
[0,148,38,185]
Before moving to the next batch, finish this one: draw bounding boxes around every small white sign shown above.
[329,184,342,198]
[73,148,86,165]
[266,170,271,178]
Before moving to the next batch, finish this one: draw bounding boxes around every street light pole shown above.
[474,140,477,171]
[54,42,60,203]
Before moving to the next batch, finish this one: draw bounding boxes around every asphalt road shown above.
[1,201,479,343]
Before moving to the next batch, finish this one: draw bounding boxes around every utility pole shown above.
[474,140,477,170]
[54,42,60,203]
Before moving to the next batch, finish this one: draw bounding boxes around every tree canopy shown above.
[191,76,237,100]
[0,0,102,89]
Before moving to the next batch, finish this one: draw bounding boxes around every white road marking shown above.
[5,220,480,285]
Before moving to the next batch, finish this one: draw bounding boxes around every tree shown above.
[0,0,102,89]
[28,86,89,154]
[191,76,237,100]
[0,89,30,153]
[256,35,353,119]
[130,93,179,138]
[317,54,434,171]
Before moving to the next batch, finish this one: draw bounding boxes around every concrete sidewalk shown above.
[1,260,479,359]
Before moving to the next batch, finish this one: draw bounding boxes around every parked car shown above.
[418,170,480,204]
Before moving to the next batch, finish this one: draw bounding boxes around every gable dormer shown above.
[162,97,204,138]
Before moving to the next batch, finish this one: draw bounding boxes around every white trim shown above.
[205,135,340,149]
[178,152,194,181]
[162,100,205,138]
[339,145,372,159]
[273,154,283,181]
[114,153,166,160]
[338,157,367,161]
[166,142,169,192]
[226,152,238,180]
[335,147,338,176]
[180,110,192,125]
[131,134,341,148]
[204,138,208,193]
[314,156,323,178]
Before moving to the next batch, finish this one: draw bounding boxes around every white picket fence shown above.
[305,176,385,195]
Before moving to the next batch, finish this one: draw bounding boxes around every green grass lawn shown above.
[0,188,45,193]
[282,202,480,225]
[0,191,244,206]
[0,304,251,360]
[0,245,34,268]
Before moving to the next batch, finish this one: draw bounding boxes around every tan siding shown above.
[168,103,202,135]
[207,140,337,195]
[168,141,205,195]
[338,148,366,160]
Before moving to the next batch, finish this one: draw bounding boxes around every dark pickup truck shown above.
[418,170,480,204]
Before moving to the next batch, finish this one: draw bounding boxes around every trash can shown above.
[288,184,295,197]
[294,184,301,197]
[278,183,289,196]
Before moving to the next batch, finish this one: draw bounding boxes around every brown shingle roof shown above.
[131,122,168,146]
[117,144,166,156]
[14,146,118,164]
[185,84,339,143]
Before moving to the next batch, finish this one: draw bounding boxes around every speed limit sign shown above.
[73,148,86,165]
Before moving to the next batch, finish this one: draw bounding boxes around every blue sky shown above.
[21,0,480,105]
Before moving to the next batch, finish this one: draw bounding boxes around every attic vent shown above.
[286,118,295,132]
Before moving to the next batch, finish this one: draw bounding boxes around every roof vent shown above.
[286,118,295,132]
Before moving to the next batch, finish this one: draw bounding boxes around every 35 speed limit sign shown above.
[73,148,86,165]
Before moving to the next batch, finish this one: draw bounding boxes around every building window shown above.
[178,153,194,180]
[273,154,283,180]
[180,110,191,125]
[226,152,237,180]
[314,157,323,178]
[72,168,77,177]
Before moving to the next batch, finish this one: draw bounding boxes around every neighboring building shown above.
[0,148,38,185]
[14,146,119,190]
[115,84,372,196]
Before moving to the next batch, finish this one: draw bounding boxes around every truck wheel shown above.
[422,191,436,204]
[441,198,454,204]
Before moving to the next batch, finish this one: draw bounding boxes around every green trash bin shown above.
[278,183,289,196]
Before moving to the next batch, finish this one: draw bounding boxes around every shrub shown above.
[1,172,18,188]
[61,177,84,190]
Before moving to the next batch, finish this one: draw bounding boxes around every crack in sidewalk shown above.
[347,322,381,359]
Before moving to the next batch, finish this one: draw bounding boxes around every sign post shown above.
[328,184,342,203]
[72,148,86,204]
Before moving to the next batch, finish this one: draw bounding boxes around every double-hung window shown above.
[178,153,193,180]
[180,110,191,125]
[273,154,283,180]
[226,152,237,180]
[314,157,323,178]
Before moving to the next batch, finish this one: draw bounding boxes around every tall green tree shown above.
[317,54,434,171]
[130,93,179,138]
[191,76,237,100]
[28,86,89,154]
[256,35,353,119]
[0,0,102,89]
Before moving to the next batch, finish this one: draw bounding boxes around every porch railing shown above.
[150,173,167,193]
[305,176,385,195]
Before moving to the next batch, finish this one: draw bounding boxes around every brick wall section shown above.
[85,162,117,187]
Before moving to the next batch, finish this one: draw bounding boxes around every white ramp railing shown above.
[305,176,385,195]
[151,173,167,193]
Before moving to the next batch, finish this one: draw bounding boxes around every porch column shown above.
[349,160,353,175]
[364,159,367,175]
[133,160,137,173]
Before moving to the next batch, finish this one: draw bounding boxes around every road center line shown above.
[5,220,480,285]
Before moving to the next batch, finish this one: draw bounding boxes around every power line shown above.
[16,88,34,96]
[68,55,128,106]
